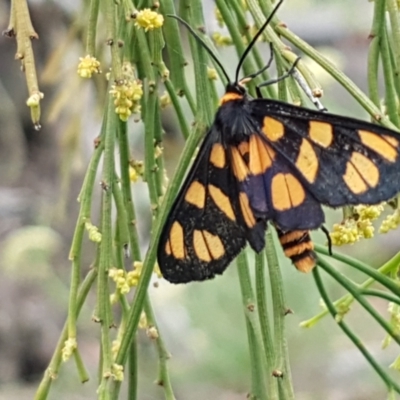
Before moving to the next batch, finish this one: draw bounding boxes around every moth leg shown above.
[320,225,332,256]
[255,56,301,98]
[246,42,275,87]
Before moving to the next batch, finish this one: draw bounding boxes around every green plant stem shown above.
[160,0,188,94]
[128,337,138,400]
[312,267,400,394]
[73,348,90,383]
[367,34,380,108]
[117,120,141,259]
[265,230,294,399]
[317,257,400,344]
[303,246,400,327]
[105,0,122,78]
[143,86,160,211]
[143,298,176,400]
[97,98,117,400]
[86,0,100,55]
[275,25,398,130]
[387,0,400,90]
[315,245,400,296]
[381,24,399,126]
[34,269,98,400]
[67,129,105,343]
[164,79,191,139]
[255,251,278,399]
[236,252,268,400]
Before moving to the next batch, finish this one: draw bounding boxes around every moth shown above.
[157,1,400,283]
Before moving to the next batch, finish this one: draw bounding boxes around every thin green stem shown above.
[236,252,268,400]
[317,257,400,345]
[265,230,294,399]
[97,98,117,399]
[86,0,100,55]
[312,267,400,394]
[315,245,400,297]
[255,252,277,399]
[34,269,98,400]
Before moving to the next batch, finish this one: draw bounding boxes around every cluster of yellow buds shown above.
[330,204,384,246]
[380,209,400,233]
[109,268,130,294]
[77,55,101,78]
[212,32,233,47]
[85,221,102,243]
[129,160,144,182]
[110,78,143,122]
[134,9,164,31]
[160,92,171,109]
[109,262,161,297]
[207,67,218,81]
[62,337,77,362]
[111,363,124,381]
[214,7,224,27]
[383,302,400,349]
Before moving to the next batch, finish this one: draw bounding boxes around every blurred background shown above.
[0,0,399,399]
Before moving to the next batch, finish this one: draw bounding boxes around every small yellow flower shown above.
[160,92,171,109]
[26,92,44,107]
[110,79,143,121]
[354,204,384,221]
[111,363,124,381]
[77,55,101,78]
[147,326,159,340]
[214,7,224,27]
[154,145,163,159]
[330,219,360,246]
[62,338,77,362]
[109,268,130,294]
[139,311,148,329]
[129,160,144,182]
[85,222,102,243]
[134,9,164,31]
[380,209,400,233]
[212,32,233,46]
[111,340,121,358]
[207,67,218,81]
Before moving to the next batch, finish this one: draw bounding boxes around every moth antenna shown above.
[234,0,284,83]
[167,14,231,83]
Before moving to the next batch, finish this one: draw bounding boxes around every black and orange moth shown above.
[157,1,400,283]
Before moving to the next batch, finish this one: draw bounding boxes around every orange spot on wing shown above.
[239,192,256,227]
[309,121,333,148]
[359,130,398,162]
[249,135,275,175]
[295,139,319,183]
[185,181,206,209]
[209,184,236,221]
[204,231,225,259]
[271,173,305,211]
[193,230,211,262]
[343,152,379,194]
[210,143,226,168]
[262,117,285,142]
[193,230,225,261]
[231,147,249,181]
[383,135,399,148]
[170,222,186,259]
